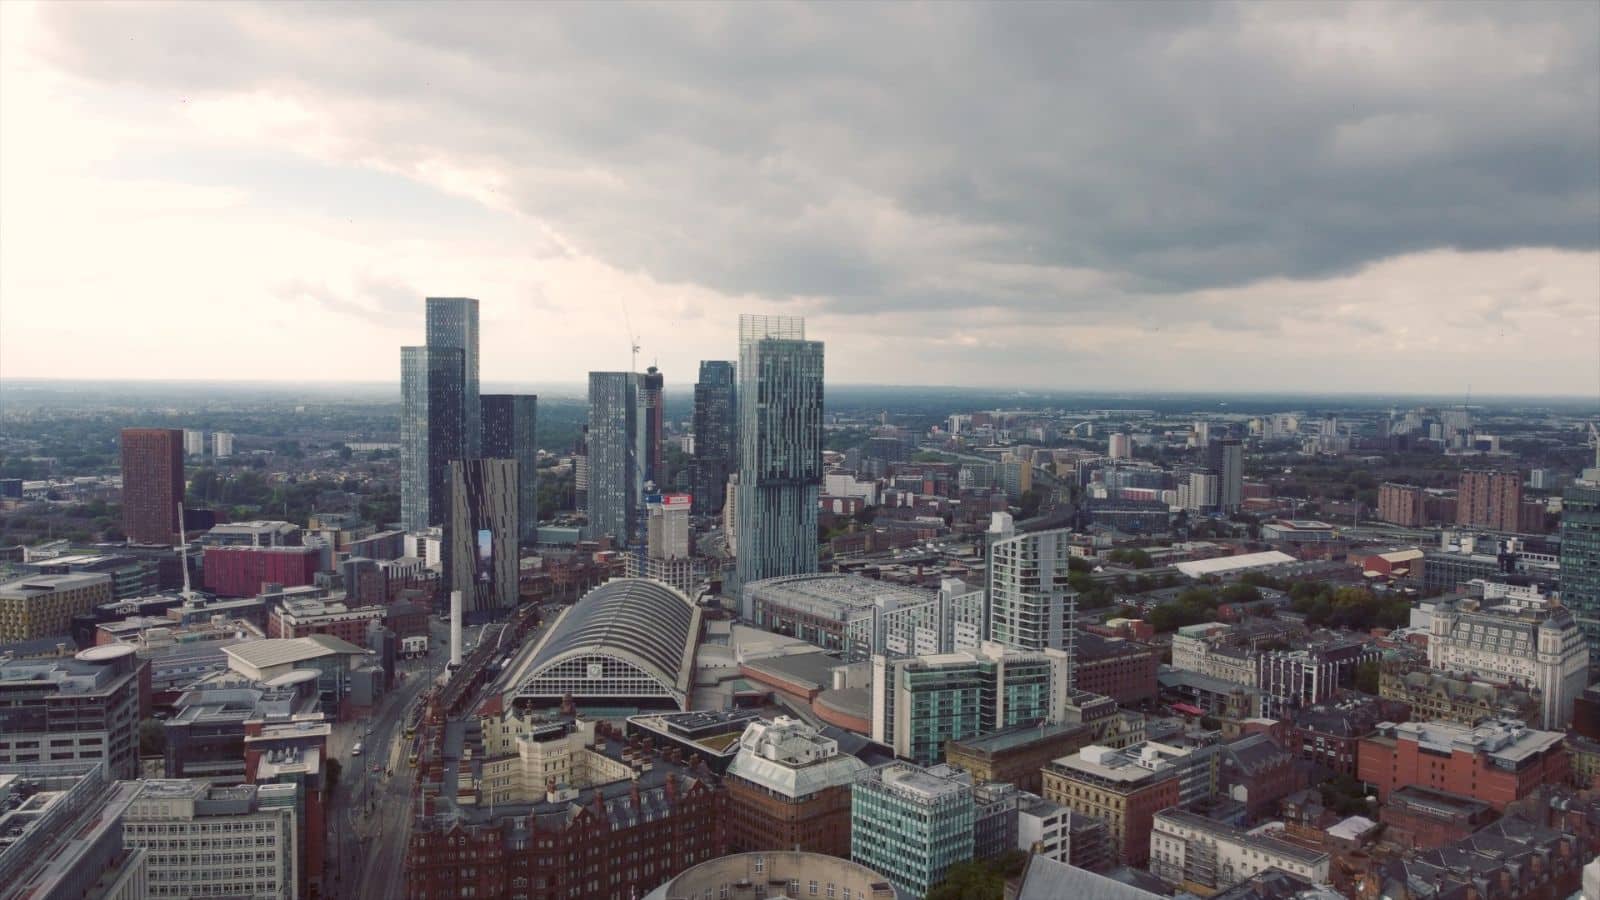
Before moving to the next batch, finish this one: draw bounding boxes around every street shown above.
[324,627,447,900]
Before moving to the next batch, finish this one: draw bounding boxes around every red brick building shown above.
[1291,697,1409,778]
[1378,482,1426,527]
[405,773,724,900]
[1457,469,1523,533]
[120,428,184,545]
[1217,734,1304,822]
[203,545,321,597]
[1358,719,1569,811]
[1378,785,1497,850]
[1073,631,1159,705]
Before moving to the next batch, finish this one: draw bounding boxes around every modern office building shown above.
[480,393,539,544]
[646,492,691,560]
[122,779,300,900]
[449,458,520,612]
[690,360,737,516]
[723,716,869,858]
[163,677,321,782]
[399,345,466,531]
[0,761,148,900]
[1042,744,1181,866]
[0,644,147,779]
[586,371,646,545]
[1426,598,1589,729]
[1207,438,1244,512]
[425,296,480,459]
[744,573,983,661]
[871,642,1067,766]
[201,545,322,597]
[1458,469,1523,533]
[0,572,114,642]
[120,427,184,545]
[642,365,665,489]
[1562,483,1600,669]
[986,516,1077,662]
[851,762,975,898]
[735,314,824,587]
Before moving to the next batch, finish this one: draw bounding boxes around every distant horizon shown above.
[2,374,1596,404]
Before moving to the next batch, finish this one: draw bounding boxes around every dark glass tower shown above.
[481,394,539,545]
[400,346,465,531]
[425,297,480,459]
[642,366,665,489]
[690,361,736,516]
[586,372,645,546]
[1561,483,1600,670]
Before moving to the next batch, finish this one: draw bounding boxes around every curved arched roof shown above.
[520,578,700,697]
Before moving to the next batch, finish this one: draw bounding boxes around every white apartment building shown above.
[986,515,1077,659]
[1150,809,1329,893]
[122,779,299,899]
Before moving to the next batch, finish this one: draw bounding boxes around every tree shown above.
[139,719,167,758]
[1354,660,1381,695]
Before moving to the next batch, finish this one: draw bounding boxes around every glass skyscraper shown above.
[586,371,646,546]
[400,345,465,532]
[690,360,736,516]
[735,315,824,588]
[481,394,538,545]
[425,297,480,459]
[1561,483,1600,670]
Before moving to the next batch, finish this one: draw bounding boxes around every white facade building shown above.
[1150,809,1329,893]
[122,779,299,899]
[1427,599,1589,729]
[213,431,235,458]
[183,429,205,456]
[986,515,1077,662]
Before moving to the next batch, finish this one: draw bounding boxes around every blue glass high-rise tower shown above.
[400,345,465,531]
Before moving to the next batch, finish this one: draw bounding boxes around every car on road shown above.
[371,764,381,773]
[352,742,363,756]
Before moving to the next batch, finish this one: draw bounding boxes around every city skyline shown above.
[2,3,1596,394]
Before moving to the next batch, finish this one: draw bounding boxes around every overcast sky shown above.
[2,2,1596,395]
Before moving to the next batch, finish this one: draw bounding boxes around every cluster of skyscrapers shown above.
[583,313,826,593]
[399,297,536,612]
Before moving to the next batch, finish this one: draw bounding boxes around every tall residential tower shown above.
[586,372,646,546]
[400,346,465,531]
[120,428,184,545]
[735,315,824,588]
[425,297,481,458]
[690,360,737,516]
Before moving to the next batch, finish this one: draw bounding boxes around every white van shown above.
[351,742,363,756]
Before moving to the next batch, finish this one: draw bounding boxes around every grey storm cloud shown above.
[34,1,1600,320]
